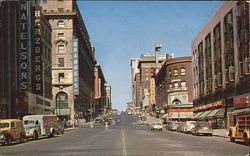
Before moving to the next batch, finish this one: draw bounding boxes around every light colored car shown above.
[183,121,197,133]
[191,121,213,136]
[0,119,25,145]
[151,122,163,131]
[167,122,180,131]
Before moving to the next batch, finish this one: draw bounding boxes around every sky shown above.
[77,1,223,111]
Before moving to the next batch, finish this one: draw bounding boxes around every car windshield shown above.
[24,120,35,125]
[197,122,210,127]
[0,123,9,128]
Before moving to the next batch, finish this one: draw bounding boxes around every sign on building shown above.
[19,0,29,91]
[31,6,43,95]
[72,38,79,95]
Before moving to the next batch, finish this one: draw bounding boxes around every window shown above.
[58,8,64,12]
[11,122,15,128]
[58,33,64,39]
[58,58,64,67]
[56,92,68,109]
[180,68,186,76]
[181,81,186,88]
[58,45,65,54]
[58,20,64,28]
[174,82,178,89]
[169,70,172,78]
[174,69,178,77]
[59,73,65,83]
[169,83,172,89]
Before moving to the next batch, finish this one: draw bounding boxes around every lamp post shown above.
[155,44,162,74]
[42,63,58,114]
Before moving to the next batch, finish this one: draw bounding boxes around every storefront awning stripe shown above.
[193,112,203,119]
[206,109,221,118]
[198,110,212,118]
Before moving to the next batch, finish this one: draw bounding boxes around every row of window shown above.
[169,81,187,89]
[168,68,186,77]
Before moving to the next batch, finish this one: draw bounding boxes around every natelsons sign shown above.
[19,0,29,91]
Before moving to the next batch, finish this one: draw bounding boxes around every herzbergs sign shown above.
[31,7,43,95]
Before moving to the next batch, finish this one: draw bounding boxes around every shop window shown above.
[169,70,172,78]
[56,92,68,109]
[245,57,250,74]
[229,66,235,82]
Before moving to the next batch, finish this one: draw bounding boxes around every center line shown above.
[121,129,127,156]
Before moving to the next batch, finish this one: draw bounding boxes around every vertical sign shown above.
[20,1,29,91]
[31,6,43,95]
[72,38,79,95]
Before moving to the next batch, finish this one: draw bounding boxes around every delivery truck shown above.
[23,114,57,140]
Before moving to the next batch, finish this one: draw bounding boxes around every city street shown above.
[0,113,248,156]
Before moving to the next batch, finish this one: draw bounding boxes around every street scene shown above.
[0,112,249,156]
[0,0,250,156]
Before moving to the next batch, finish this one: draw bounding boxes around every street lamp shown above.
[155,43,162,74]
[42,63,58,114]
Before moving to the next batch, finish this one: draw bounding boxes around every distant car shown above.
[191,121,213,136]
[183,121,196,133]
[131,122,149,127]
[177,123,185,133]
[141,116,146,121]
[166,122,180,131]
[151,122,163,131]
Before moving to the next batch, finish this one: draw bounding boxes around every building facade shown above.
[155,57,194,121]
[136,54,167,113]
[41,0,96,121]
[192,1,249,128]
[0,0,53,119]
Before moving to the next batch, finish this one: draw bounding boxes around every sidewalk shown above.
[213,129,229,138]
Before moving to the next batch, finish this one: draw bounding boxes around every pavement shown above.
[0,112,248,156]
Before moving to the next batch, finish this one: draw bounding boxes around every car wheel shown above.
[20,134,24,143]
[6,137,12,145]
[33,131,38,140]
[244,135,250,145]
[49,130,55,138]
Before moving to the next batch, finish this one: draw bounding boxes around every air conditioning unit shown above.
[245,57,250,74]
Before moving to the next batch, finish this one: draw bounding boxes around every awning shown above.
[232,108,250,115]
[206,109,222,118]
[193,112,204,119]
[162,114,168,118]
[198,110,212,118]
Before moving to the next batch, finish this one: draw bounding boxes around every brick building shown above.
[155,57,194,121]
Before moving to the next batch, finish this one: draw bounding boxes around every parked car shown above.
[191,121,213,136]
[177,122,185,133]
[23,114,57,140]
[151,122,163,131]
[183,121,197,133]
[166,122,180,131]
[55,121,64,135]
[0,119,25,145]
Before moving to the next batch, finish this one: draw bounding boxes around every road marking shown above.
[121,129,127,156]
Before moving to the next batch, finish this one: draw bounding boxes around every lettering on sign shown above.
[31,7,43,95]
[235,96,249,105]
[72,38,79,95]
[20,1,28,91]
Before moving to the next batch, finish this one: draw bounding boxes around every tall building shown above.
[41,0,96,120]
[192,1,249,128]
[155,57,194,121]
[0,0,53,119]
[94,63,106,114]
[132,54,168,113]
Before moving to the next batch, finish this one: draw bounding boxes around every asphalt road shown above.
[0,112,249,156]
